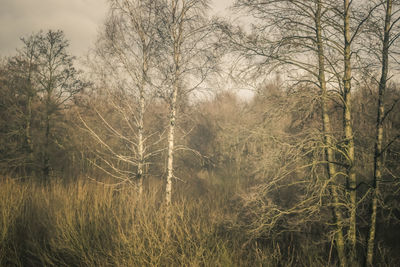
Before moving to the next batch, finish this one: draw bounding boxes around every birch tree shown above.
[221,0,350,264]
[84,0,160,193]
[365,0,400,264]
[157,0,218,207]
[341,1,358,261]
[336,1,383,263]
[225,0,395,264]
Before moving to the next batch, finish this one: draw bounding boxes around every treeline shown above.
[1,0,400,266]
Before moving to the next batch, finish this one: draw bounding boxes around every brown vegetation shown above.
[1,0,400,266]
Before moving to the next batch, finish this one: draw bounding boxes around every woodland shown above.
[0,0,400,266]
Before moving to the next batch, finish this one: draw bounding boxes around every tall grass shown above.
[0,178,237,266]
[0,177,372,266]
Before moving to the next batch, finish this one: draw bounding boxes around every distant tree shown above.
[0,30,85,181]
[0,35,40,177]
[33,30,86,181]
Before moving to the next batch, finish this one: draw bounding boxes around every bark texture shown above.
[316,2,347,266]
[343,0,357,264]
[366,0,392,265]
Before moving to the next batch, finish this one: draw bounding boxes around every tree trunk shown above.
[137,87,145,196]
[25,51,36,178]
[165,0,185,209]
[316,2,347,265]
[366,0,392,265]
[25,94,34,176]
[137,42,148,196]
[43,94,51,183]
[343,0,357,263]
[165,89,177,207]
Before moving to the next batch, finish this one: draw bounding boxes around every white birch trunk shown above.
[165,0,184,208]
[316,2,347,265]
[165,90,177,206]
[137,86,145,196]
[343,1,357,263]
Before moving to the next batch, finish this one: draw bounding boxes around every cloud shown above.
[0,0,108,57]
[0,0,234,58]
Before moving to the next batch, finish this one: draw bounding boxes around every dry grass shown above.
[0,177,237,266]
[0,176,374,267]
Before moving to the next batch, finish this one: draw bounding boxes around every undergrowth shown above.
[0,177,366,266]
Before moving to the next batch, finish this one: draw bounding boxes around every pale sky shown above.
[0,0,234,58]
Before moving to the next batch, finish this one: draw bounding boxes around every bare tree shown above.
[335,1,384,263]
[156,0,218,207]
[83,0,161,193]
[0,36,40,177]
[223,0,399,264]
[341,1,358,260]
[34,30,86,181]
[220,0,351,264]
[365,0,400,265]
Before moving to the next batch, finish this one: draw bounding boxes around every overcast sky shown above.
[0,0,234,58]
